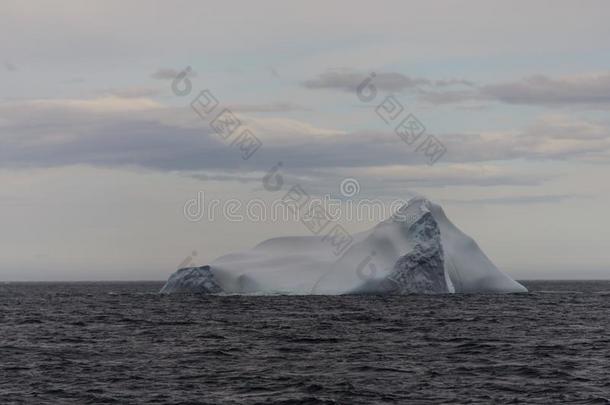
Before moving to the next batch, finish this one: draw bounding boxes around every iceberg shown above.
[161,197,527,294]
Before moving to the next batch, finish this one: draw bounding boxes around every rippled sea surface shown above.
[1,281,609,404]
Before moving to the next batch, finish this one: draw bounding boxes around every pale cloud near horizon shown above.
[444,194,592,205]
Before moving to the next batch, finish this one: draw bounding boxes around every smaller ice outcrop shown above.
[160,266,223,294]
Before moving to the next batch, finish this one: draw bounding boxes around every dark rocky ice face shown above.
[387,211,449,294]
[160,266,223,294]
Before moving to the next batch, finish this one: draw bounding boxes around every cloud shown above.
[187,172,264,184]
[0,96,346,173]
[101,86,161,98]
[4,61,17,71]
[151,68,196,80]
[243,117,345,141]
[444,194,591,205]
[481,72,610,106]
[302,69,475,94]
[341,164,547,187]
[0,96,608,190]
[305,70,610,108]
[434,79,476,87]
[4,96,161,114]
[302,69,429,92]
[442,116,610,161]
[227,102,309,113]
[418,89,481,105]
[419,72,610,107]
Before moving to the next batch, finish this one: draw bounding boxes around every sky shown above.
[1,0,610,281]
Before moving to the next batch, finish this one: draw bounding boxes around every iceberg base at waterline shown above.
[160,197,527,295]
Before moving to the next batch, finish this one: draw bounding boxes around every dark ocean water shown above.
[0,281,609,404]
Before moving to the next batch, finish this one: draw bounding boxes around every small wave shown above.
[536,290,583,294]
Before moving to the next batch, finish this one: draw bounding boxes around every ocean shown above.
[1,280,609,404]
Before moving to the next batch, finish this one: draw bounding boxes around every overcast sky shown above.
[1,0,610,280]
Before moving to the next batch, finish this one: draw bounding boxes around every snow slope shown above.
[160,197,527,294]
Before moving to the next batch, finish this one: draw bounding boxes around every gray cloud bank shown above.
[152,68,197,80]
[302,69,474,93]
[304,70,610,107]
[0,97,608,189]
[482,73,610,106]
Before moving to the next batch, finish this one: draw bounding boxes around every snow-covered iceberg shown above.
[161,197,527,295]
